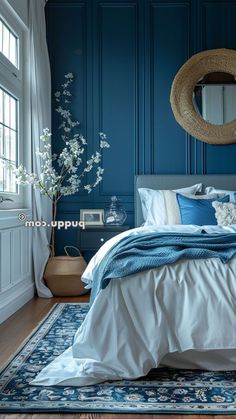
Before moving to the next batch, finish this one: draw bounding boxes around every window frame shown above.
[0,1,25,209]
[0,17,19,74]
[0,86,19,195]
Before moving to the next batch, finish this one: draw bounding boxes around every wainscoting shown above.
[0,210,34,324]
[46,0,236,254]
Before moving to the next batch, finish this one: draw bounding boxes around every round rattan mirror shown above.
[170,48,236,144]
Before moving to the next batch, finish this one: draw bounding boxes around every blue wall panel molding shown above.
[150,2,191,175]
[200,1,236,174]
[46,0,236,248]
[94,2,138,199]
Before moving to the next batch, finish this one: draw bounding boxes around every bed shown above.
[32,175,236,387]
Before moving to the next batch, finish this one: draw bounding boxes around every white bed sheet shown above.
[82,224,236,288]
[32,224,236,387]
[162,349,236,370]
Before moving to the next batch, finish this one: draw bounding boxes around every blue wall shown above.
[46,0,236,254]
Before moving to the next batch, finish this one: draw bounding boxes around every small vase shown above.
[104,196,127,225]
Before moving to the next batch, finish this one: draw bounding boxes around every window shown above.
[0,88,17,193]
[0,2,25,206]
[0,18,18,69]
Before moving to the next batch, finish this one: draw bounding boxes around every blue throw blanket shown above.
[90,232,236,304]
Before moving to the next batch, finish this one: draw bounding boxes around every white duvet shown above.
[32,224,236,387]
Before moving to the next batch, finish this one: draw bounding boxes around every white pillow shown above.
[212,201,236,226]
[138,183,202,225]
[205,186,236,202]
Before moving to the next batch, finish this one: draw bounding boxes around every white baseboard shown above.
[0,280,35,324]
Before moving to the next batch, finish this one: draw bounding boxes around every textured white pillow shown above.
[212,201,236,226]
[205,186,236,202]
[138,183,203,226]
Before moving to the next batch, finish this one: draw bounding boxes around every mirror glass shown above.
[193,72,236,125]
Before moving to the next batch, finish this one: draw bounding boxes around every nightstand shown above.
[79,225,130,252]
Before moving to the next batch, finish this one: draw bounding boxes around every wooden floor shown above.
[0,296,235,419]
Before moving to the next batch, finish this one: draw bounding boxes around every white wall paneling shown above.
[0,210,34,324]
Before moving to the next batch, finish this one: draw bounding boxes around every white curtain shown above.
[29,0,53,297]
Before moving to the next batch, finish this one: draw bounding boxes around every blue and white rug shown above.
[0,303,236,414]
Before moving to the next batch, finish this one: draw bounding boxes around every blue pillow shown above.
[177,194,230,225]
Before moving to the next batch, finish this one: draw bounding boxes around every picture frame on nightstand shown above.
[80,209,104,225]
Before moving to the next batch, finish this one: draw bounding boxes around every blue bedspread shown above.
[90,232,236,304]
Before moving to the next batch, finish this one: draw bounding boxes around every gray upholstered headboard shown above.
[135,174,236,227]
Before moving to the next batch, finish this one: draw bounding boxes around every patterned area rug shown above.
[0,303,236,414]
